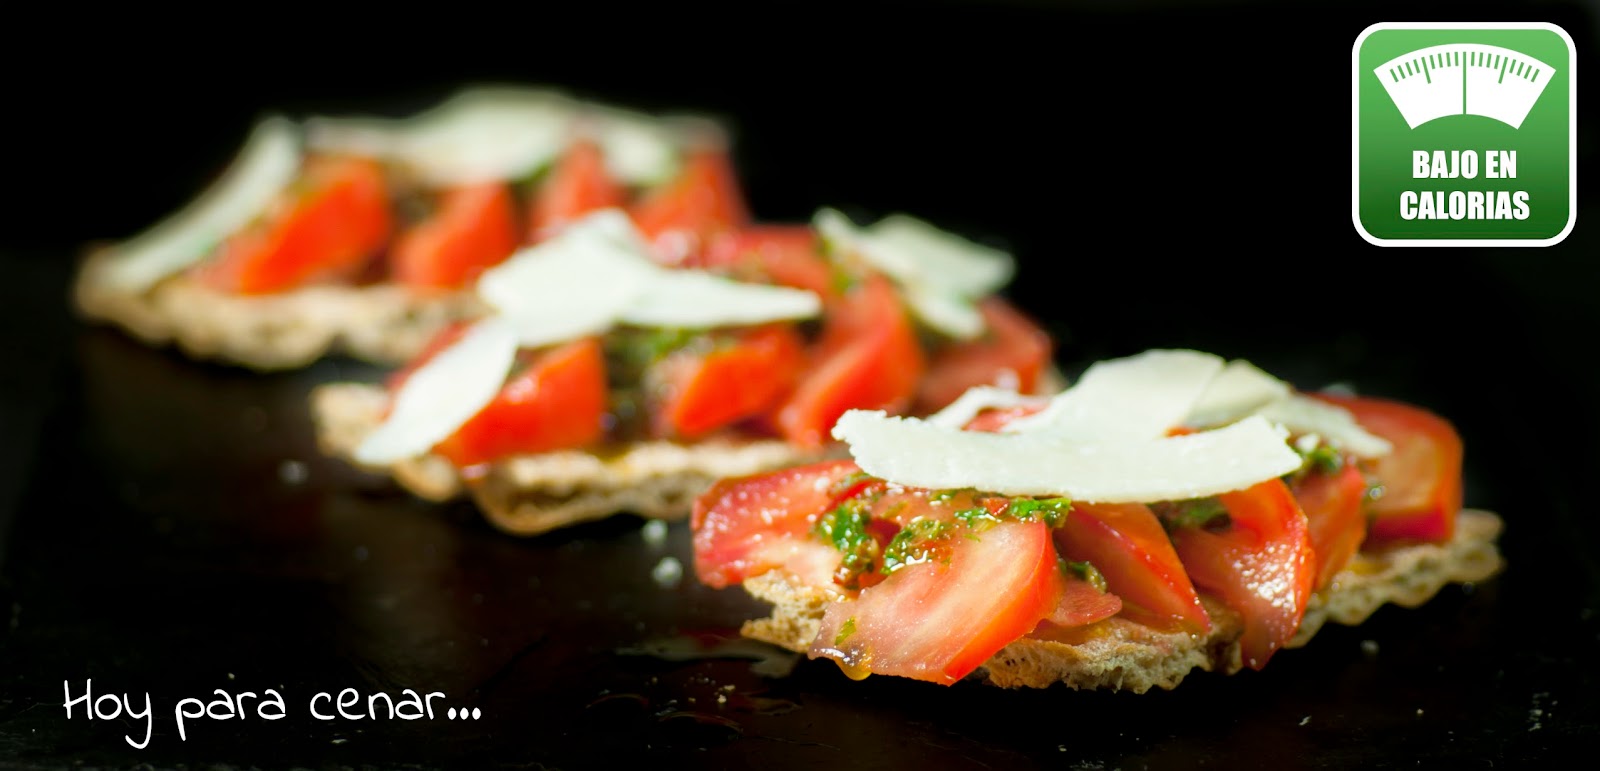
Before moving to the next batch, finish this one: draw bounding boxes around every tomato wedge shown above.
[700,226,835,299]
[1055,502,1211,634]
[1312,393,1464,546]
[691,460,863,589]
[1042,570,1124,629]
[629,146,749,264]
[915,298,1053,413]
[1168,480,1314,670]
[776,276,925,448]
[1290,462,1368,590]
[195,156,392,294]
[391,181,519,290]
[528,139,626,241]
[653,324,805,440]
[432,337,607,468]
[811,518,1059,685]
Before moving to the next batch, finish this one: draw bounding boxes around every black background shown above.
[2,1,1598,768]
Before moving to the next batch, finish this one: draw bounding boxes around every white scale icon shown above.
[1375,44,1555,129]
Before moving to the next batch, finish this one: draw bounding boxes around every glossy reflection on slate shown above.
[0,305,1595,769]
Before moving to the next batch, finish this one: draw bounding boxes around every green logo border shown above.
[1352,21,1577,247]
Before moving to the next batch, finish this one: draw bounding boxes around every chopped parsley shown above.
[1283,438,1346,484]
[1150,497,1232,532]
[953,506,1002,533]
[813,499,879,590]
[1060,559,1109,593]
[1005,497,1072,527]
[834,617,857,647]
[881,518,955,575]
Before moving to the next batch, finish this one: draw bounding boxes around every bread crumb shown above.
[642,520,668,547]
[1299,716,1310,726]
[652,556,683,588]
[1360,639,1379,657]
[279,460,308,485]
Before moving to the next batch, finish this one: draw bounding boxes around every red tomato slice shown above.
[700,227,835,299]
[527,139,626,241]
[629,146,749,264]
[432,337,608,468]
[915,298,1053,413]
[1042,570,1124,629]
[391,181,519,290]
[653,324,806,440]
[195,156,391,294]
[1055,503,1211,634]
[1290,462,1368,590]
[1169,480,1314,670]
[1312,393,1464,546]
[690,460,863,589]
[811,518,1059,685]
[776,276,925,449]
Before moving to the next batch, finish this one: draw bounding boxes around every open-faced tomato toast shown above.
[309,192,1055,535]
[691,350,1504,691]
[72,87,733,370]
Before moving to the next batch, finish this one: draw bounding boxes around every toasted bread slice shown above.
[311,382,825,535]
[73,249,483,370]
[740,509,1504,692]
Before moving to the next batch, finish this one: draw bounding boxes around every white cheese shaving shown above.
[354,317,519,464]
[577,104,702,185]
[1257,395,1393,458]
[478,209,820,345]
[833,411,1301,502]
[621,270,822,328]
[99,117,301,293]
[1186,359,1293,428]
[814,208,1014,340]
[925,386,1045,430]
[308,88,578,187]
[476,211,654,347]
[306,87,691,186]
[1003,349,1225,441]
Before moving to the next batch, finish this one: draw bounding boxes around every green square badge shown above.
[1353,22,1576,246]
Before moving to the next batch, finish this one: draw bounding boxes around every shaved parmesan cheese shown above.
[100,117,301,293]
[308,88,578,187]
[577,104,699,185]
[308,87,703,187]
[1186,360,1292,428]
[833,411,1301,503]
[925,386,1044,430]
[1258,395,1393,458]
[902,287,987,341]
[478,209,821,345]
[354,318,518,464]
[476,211,653,346]
[814,208,1015,340]
[621,270,822,328]
[870,214,1014,296]
[1003,350,1225,441]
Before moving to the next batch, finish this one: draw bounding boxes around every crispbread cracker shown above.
[741,509,1504,692]
[73,250,483,370]
[311,383,824,535]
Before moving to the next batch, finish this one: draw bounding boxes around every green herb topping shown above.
[881,518,956,575]
[813,499,880,590]
[1060,558,1110,593]
[834,617,857,647]
[1150,497,1232,532]
[1005,497,1073,527]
